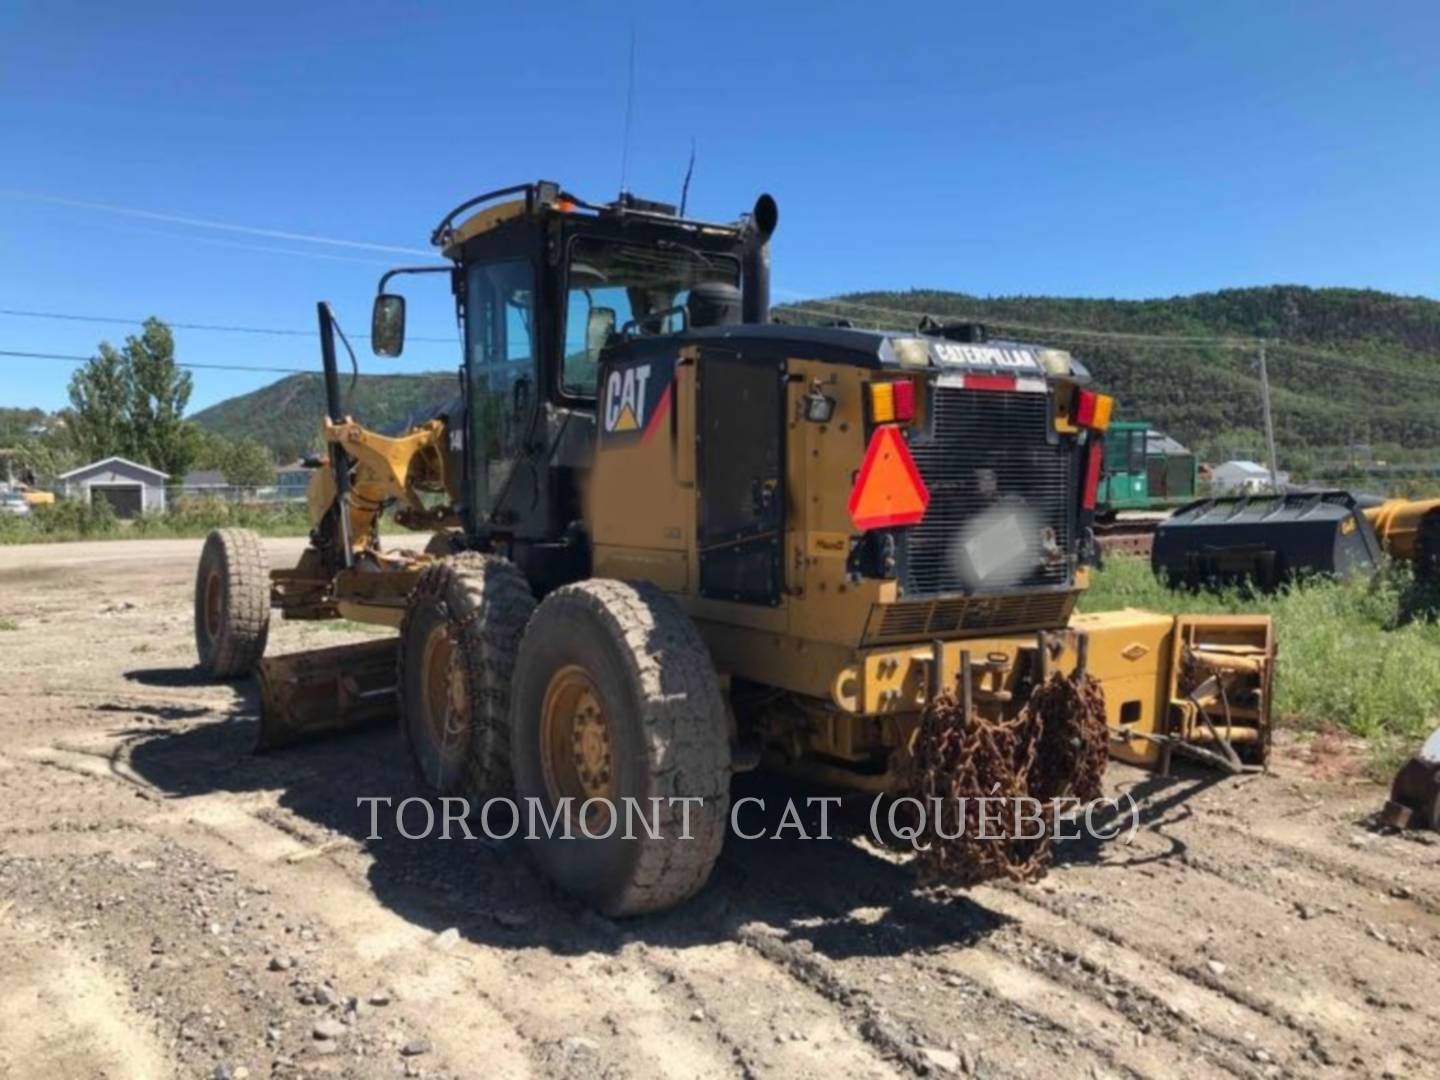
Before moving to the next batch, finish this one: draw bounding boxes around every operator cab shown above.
[369,181,775,591]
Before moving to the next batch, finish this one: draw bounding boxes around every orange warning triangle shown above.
[847,425,930,531]
[612,403,639,432]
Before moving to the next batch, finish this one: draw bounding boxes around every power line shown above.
[784,297,1259,345]
[95,220,411,268]
[1260,345,1440,395]
[0,307,457,344]
[781,298,1440,393]
[789,293,1440,370]
[0,349,313,375]
[0,190,432,257]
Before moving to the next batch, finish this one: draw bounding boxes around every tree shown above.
[66,345,131,462]
[191,428,231,472]
[125,319,197,477]
[192,431,276,487]
[0,407,49,445]
[15,439,79,487]
[66,317,199,477]
[220,437,275,487]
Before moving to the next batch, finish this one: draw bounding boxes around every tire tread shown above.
[195,528,271,676]
[516,579,731,915]
[399,553,535,796]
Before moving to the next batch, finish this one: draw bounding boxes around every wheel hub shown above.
[569,689,612,794]
[204,570,223,638]
[540,666,614,828]
[420,625,467,755]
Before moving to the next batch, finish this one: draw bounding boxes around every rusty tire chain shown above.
[909,672,1110,888]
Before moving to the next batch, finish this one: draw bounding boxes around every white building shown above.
[59,456,169,518]
[1211,459,1289,495]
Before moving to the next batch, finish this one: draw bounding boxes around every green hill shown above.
[777,285,1440,473]
[192,286,1440,478]
[191,372,459,463]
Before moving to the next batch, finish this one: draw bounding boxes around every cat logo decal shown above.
[601,358,674,444]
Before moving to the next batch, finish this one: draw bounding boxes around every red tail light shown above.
[866,379,917,424]
[1082,439,1103,510]
[892,379,915,421]
[1075,389,1114,431]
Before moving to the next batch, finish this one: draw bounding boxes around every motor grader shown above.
[193,181,1275,915]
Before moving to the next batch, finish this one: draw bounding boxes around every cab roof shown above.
[434,180,744,260]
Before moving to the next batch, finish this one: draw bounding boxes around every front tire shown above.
[194,528,271,677]
[398,554,534,796]
[510,580,731,917]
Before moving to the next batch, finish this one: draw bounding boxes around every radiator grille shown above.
[901,387,1076,597]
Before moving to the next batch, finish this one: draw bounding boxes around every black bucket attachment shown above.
[1152,490,1382,590]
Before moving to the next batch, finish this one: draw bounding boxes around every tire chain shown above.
[398,553,498,786]
[908,672,1110,888]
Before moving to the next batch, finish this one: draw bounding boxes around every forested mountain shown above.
[189,286,1440,474]
[191,372,459,463]
[778,286,1440,469]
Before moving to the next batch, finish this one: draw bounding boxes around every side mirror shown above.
[371,294,406,357]
[586,306,616,360]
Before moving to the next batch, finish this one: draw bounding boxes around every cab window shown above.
[561,237,739,395]
[463,259,534,513]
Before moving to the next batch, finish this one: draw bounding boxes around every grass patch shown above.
[0,497,312,544]
[0,618,18,631]
[1081,556,1440,750]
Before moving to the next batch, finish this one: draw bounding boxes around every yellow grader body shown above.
[193,181,1274,915]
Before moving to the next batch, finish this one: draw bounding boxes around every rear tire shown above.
[398,554,534,796]
[194,528,271,677]
[510,579,731,917]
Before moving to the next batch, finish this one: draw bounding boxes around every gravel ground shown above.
[0,537,1437,1079]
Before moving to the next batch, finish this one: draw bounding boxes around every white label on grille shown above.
[931,343,1042,370]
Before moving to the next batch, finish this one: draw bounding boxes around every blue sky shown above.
[2,1,1437,412]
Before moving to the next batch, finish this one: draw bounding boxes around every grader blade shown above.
[254,638,399,752]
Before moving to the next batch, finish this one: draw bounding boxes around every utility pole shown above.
[1257,343,1282,492]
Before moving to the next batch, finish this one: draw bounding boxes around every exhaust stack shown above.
[741,194,779,324]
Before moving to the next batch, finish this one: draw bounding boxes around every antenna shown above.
[619,26,636,195]
[678,138,696,217]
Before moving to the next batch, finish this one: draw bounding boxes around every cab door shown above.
[462,258,537,526]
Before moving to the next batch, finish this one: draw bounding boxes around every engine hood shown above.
[675,323,1088,382]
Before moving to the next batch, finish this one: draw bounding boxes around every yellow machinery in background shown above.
[17,483,54,507]
[1366,497,1440,580]
[192,181,1274,915]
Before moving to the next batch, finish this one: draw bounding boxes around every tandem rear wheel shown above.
[398,554,536,796]
[509,579,732,917]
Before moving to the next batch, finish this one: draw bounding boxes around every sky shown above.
[1,1,1437,412]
